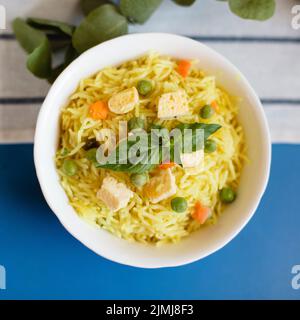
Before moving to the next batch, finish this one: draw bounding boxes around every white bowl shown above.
[34,33,271,268]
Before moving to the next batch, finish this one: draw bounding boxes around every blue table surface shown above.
[0,144,299,300]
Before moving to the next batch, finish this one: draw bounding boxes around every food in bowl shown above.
[55,52,246,245]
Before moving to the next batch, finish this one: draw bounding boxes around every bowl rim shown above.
[34,32,271,268]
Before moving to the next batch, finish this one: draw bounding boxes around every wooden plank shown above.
[0,40,299,99]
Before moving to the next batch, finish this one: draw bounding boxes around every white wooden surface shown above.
[0,0,299,143]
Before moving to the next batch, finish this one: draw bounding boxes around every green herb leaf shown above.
[96,134,159,174]
[176,122,221,143]
[47,45,79,83]
[97,155,158,174]
[120,0,162,24]
[13,18,52,79]
[228,0,275,21]
[95,123,221,173]
[172,0,196,6]
[80,0,113,16]
[72,4,128,53]
[167,122,221,162]
[27,17,75,36]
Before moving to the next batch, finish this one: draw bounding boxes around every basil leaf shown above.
[172,0,196,6]
[97,156,158,174]
[176,122,221,152]
[229,0,275,21]
[72,4,128,53]
[120,0,162,24]
[96,134,159,174]
[13,18,52,79]
[176,123,221,141]
[27,17,75,36]
[80,0,113,16]
[95,123,221,173]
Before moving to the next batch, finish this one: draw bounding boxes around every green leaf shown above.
[13,18,45,53]
[27,17,75,36]
[174,123,220,153]
[96,134,159,174]
[172,0,196,6]
[13,18,52,79]
[64,45,79,66]
[27,38,52,78]
[176,122,221,141]
[95,122,221,173]
[80,0,113,16]
[47,63,65,84]
[97,154,158,174]
[120,0,162,24]
[48,45,79,83]
[72,4,128,53]
[229,0,275,21]
[49,36,71,52]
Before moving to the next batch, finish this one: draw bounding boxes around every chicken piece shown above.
[157,90,189,119]
[143,168,177,203]
[180,149,204,168]
[97,176,133,211]
[108,87,139,114]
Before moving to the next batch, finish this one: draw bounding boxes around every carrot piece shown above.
[211,100,220,113]
[192,201,212,224]
[159,162,176,169]
[177,60,191,78]
[89,101,108,120]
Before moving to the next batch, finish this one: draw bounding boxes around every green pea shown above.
[137,79,153,96]
[86,148,97,163]
[128,117,145,131]
[171,197,188,213]
[220,187,236,203]
[63,159,78,176]
[204,139,217,153]
[130,173,149,188]
[200,105,214,119]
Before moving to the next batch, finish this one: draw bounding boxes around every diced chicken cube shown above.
[157,90,189,119]
[143,168,177,203]
[108,87,139,114]
[180,149,204,168]
[97,176,133,211]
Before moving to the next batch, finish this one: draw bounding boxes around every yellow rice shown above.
[55,52,246,246]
